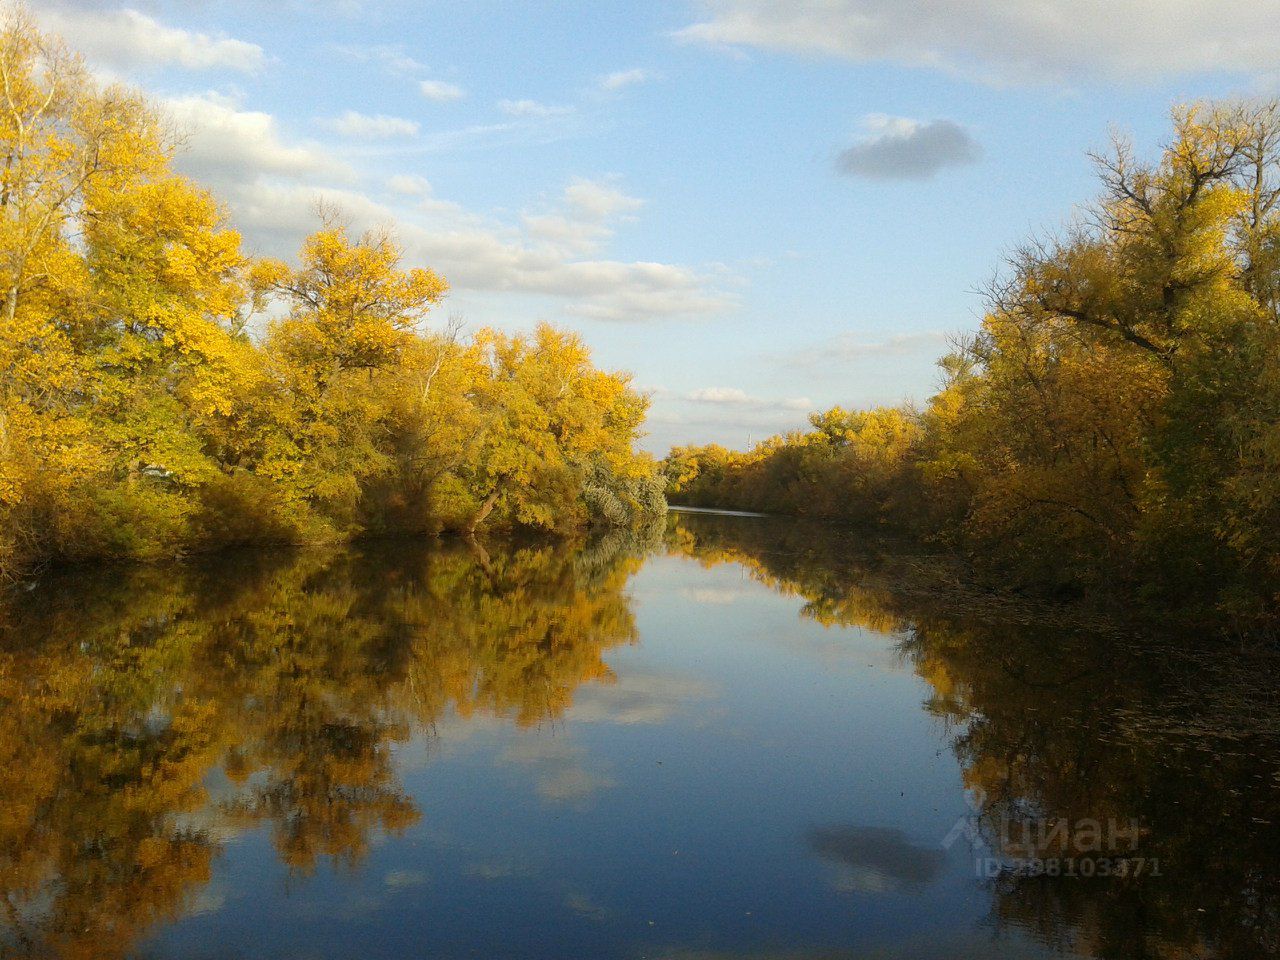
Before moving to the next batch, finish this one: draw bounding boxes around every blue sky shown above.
[32,0,1273,452]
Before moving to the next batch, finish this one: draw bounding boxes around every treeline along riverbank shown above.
[666,102,1280,629]
[5,3,1280,638]
[0,10,664,580]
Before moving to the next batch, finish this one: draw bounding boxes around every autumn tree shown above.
[0,5,665,577]
[933,101,1280,597]
[0,9,261,566]
[452,324,661,533]
[666,100,1280,619]
[251,220,447,532]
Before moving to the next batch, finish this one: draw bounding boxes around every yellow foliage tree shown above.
[0,10,664,576]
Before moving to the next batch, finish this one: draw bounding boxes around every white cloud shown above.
[386,174,432,195]
[563,178,644,220]
[837,115,980,180]
[419,79,466,102]
[553,262,727,322]
[36,6,265,73]
[161,94,727,321]
[598,68,653,91]
[688,386,751,404]
[425,239,726,321]
[520,212,608,255]
[241,180,726,320]
[687,387,812,410]
[644,402,820,453]
[319,110,421,139]
[165,93,350,189]
[675,0,1280,83]
[498,98,574,118]
[521,178,644,257]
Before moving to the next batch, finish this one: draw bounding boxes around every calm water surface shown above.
[1,511,1277,959]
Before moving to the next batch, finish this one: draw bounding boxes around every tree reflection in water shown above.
[666,509,1280,960]
[1,513,1277,959]
[0,531,648,960]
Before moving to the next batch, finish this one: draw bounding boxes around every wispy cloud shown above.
[563,178,644,219]
[385,174,432,195]
[688,386,751,403]
[161,93,729,323]
[687,387,812,410]
[786,330,950,368]
[319,110,420,139]
[329,43,425,74]
[522,178,644,257]
[598,68,653,91]
[419,79,466,102]
[675,0,1280,84]
[498,98,574,118]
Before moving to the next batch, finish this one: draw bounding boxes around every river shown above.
[0,509,1276,958]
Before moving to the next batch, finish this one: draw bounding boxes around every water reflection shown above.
[669,509,1280,959]
[0,513,1276,959]
[0,533,646,959]
[807,826,946,893]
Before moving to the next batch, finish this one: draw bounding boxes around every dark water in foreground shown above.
[1,511,1278,959]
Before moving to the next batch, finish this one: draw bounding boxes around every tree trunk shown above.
[465,534,493,579]
[467,488,500,534]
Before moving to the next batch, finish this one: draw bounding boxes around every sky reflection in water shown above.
[0,512,1276,959]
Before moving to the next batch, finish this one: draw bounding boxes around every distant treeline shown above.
[667,102,1280,618]
[0,12,663,578]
